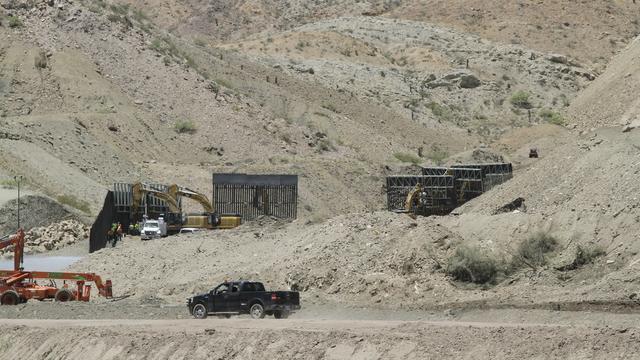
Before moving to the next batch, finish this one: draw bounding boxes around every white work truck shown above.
[141,218,168,240]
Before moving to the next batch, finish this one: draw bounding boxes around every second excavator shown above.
[131,182,240,233]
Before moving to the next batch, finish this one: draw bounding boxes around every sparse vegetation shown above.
[317,139,336,153]
[206,81,220,94]
[427,149,448,165]
[57,195,91,214]
[321,103,338,113]
[8,16,23,28]
[426,102,458,123]
[174,120,197,134]
[510,91,532,109]
[393,152,422,165]
[539,109,565,125]
[0,179,19,189]
[34,50,47,69]
[447,245,499,284]
[515,232,558,267]
[574,245,606,267]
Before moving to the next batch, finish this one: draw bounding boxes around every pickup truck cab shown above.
[187,281,300,319]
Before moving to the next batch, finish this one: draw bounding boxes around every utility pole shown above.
[14,175,23,231]
[14,175,23,270]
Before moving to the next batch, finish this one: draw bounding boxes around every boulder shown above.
[459,74,481,89]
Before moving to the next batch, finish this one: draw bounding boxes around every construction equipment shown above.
[168,184,241,230]
[131,182,240,232]
[131,182,183,232]
[404,184,427,219]
[389,163,513,217]
[0,229,113,305]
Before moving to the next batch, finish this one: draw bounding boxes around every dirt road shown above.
[0,309,639,359]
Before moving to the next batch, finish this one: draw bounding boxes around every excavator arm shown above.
[404,184,422,219]
[131,182,181,214]
[167,184,214,213]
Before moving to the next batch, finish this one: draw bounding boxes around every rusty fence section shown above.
[212,174,298,221]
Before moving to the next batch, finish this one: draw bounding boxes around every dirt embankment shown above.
[0,195,75,237]
[0,318,638,360]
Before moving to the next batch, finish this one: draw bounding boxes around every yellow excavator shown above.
[131,182,183,232]
[132,182,241,231]
[167,184,241,230]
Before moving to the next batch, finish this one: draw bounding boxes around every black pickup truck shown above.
[187,281,301,319]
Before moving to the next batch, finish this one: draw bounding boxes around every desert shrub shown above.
[206,81,220,94]
[393,152,421,165]
[447,245,499,284]
[574,245,606,267]
[8,16,22,28]
[539,109,565,125]
[427,149,448,165]
[34,50,47,69]
[174,120,196,134]
[517,232,558,266]
[317,139,335,152]
[57,195,90,214]
[510,90,532,109]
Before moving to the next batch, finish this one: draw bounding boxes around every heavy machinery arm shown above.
[131,182,181,214]
[0,229,24,271]
[404,184,422,219]
[167,184,214,213]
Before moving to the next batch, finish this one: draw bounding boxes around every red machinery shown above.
[0,229,113,305]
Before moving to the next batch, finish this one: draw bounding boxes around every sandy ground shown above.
[1,310,639,359]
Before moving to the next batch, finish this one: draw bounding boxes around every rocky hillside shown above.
[117,0,640,68]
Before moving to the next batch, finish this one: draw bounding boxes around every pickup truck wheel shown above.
[273,310,289,319]
[250,303,265,319]
[192,303,208,319]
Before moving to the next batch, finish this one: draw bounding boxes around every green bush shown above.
[8,16,23,28]
[174,120,196,134]
[539,109,565,125]
[393,152,422,165]
[447,245,499,284]
[510,91,532,109]
[57,195,90,214]
[517,232,558,266]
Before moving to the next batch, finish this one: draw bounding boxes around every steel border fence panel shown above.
[212,174,298,220]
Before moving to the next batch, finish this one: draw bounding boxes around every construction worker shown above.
[111,223,119,247]
[116,223,124,243]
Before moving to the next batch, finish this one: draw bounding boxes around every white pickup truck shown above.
[141,218,167,240]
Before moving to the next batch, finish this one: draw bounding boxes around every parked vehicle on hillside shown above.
[141,218,167,240]
[179,227,203,234]
[187,281,300,319]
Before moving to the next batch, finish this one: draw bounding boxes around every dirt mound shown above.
[1,319,638,360]
[569,36,640,130]
[0,195,74,237]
